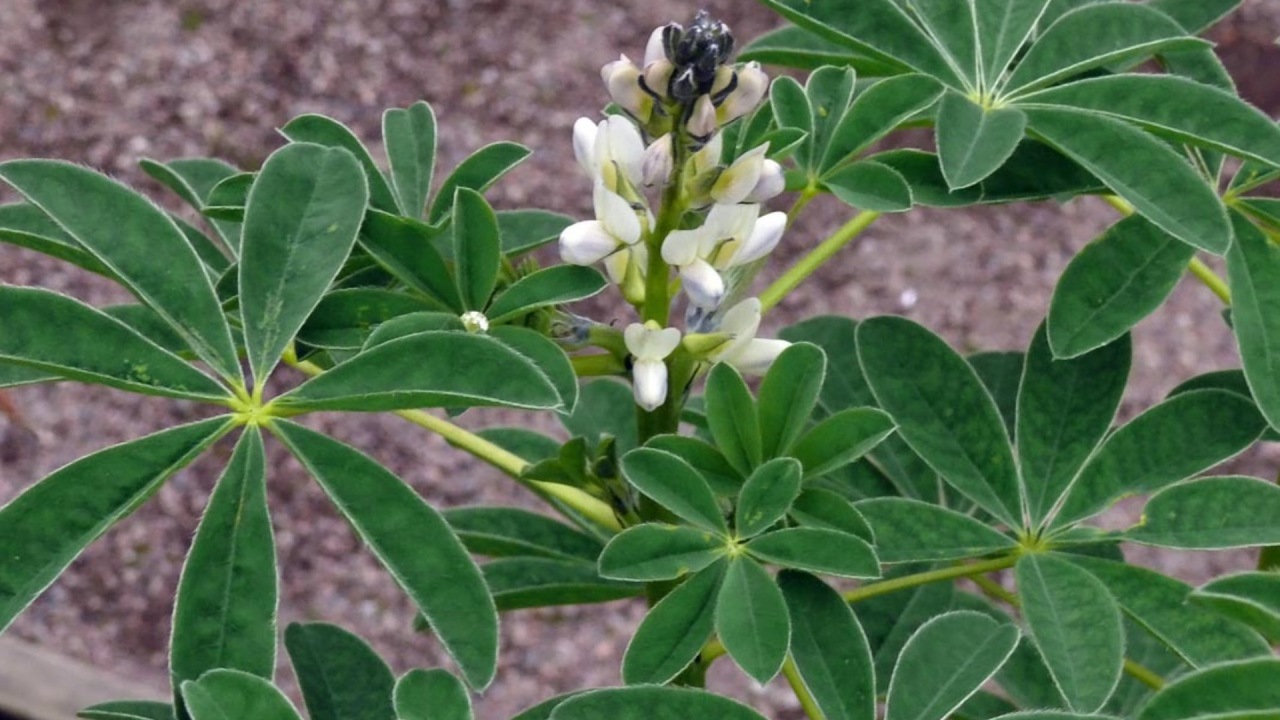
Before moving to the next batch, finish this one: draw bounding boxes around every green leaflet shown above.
[822,74,944,172]
[549,686,766,720]
[0,160,241,382]
[645,435,743,496]
[791,407,896,479]
[757,343,826,459]
[621,560,725,685]
[427,142,531,224]
[563,380,638,454]
[170,430,276,707]
[969,350,1024,434]
[357,209,460,311]
[974,0,1053,90]
[910,0,979,86]
[1047,215,1194,359]
[857,316,1023,528]
[597,524,726,582]
[1227,211,1280,432]
[482,557,640,610]
[489,326,579,414]
[886,611,1021,720]
[1017,553,1123,713]
[450,188,501,312]
[790,489,875,542]
[393,669,471,720]
[0,286,227,400]
[856,497,1016,562]
[798,66,857,173]
[285,622,396,720]
[0,201,115,279]
[382,101,438,220]
[745,527,881,579]
[736,458,803,539]
[0,416,230,632]
[715,556,790,684]
[1136,658,1280,720]
[239,142,368,384]
[297,288,439,350]
[77,700,175,720]
[826,161,914,212]
[140,157,241,251]
[181,670,302,720]
[496,210,574,256]
[274,422,497,689]
[1127,476,1280,549]
[739,25,902,75]
[279,113,400,213]
[705,362,763,476]
[486,265,608,324]
[780,571,876,720]
[1191,572,1280,642]
[936,91,1027,189]
[620,448,726,534]
[443,506,602,562]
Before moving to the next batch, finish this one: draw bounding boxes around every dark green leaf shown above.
[620,448,727,534]
[393,668,470,720]
[383,102,437,220]
[285,622,395,720]
[644,435,742,496]
[598,524,725,581]
[886,611,1021,720]
[550,686,766,720]
[239,142,368,383]
[1017,553,1123,712]
[937,91,1027,189]
[0,202,116,278]
[1228,211,1280,433]
[1054,389,1264,527]
[739,25,903,75]
[1148,0,1242,34]
[362,312,463,348]
[857,497,1016,562]
[483,557,640,610]
[358,209,460,311]
[1136,658,1280,720]
[170,430,275,705]
[791,407,896,479]
[450,188,501,312]
[745,527,880,578]
[976,141,1107,203]
[706,362,763,476]
[826,161,914,211]
[716,557,790,683]
[297,289,438,349]
[497,210,575,257]
[910,0,979,86]
[279,113,399,213]
[790,489,874,542]
[1047,215,1195,358]
[857,316,1023,527]
[997,636,1068,709]
[563,380,638,454]
[1019,325,1130,524]
[1192,572,1280,643]
[780,571,875,720]
[860,578,955,693]
[0,417,229,632]
[140,157,241,251]
[443,506,601,562]
[487,265,608,324]
[1128,476,1280,549]
[181,670,302,720]
[822,75,945,172]
[872,149,985,207]
[621,561,725,684]
[0,160,241,381]
[427,142,531,224]
[276,331,561,412]
[770,77,813,173]
[969,351,1024,434]
[802,66,858,172]
[489,326,578,414]
[975,0,1053,91]
[274,423,497,689]
[757,343,826,459]
[736,458,803,539]
[78,700,175,720]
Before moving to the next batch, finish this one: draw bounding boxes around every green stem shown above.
[782,656,823,719]
[760,210,881,313]
[1124,658,1166,691]
[1102,195,1231,305]
[842,555,1018,604]
[786,185,818,227]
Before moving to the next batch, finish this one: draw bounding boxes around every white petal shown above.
[680,258,726,309]
[691,132,724,177]
[725,338,790,375]
[730,211,786,267]
[714,297,763,359]
[718,62,769,125]
[644,27,667,66]
[687,94,718,138]
[702,202,761,263]
[643,59,674,101]
[593,182,642,245]
[572,117,598,177]
[744,160,786,203]
[711,144,767,205]
[603,246,629,284]
[625,323,681,361]
[603,56,651,122]
[632,359,669,411]
[559,220,619,265]
[603,115,646,188]
[661,226,704,266]
[643,133,674,186]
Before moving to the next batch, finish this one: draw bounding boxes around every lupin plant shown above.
[1,2,1280,719]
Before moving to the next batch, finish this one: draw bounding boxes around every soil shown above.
[0,1,1277,717]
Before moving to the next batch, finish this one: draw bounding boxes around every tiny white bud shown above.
[642,133,674,186]
[460,311,489,333]
[687,94,718,138]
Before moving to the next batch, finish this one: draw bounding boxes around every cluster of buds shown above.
[559,12,791,411]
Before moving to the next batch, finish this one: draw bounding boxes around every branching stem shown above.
[760,210,881,313]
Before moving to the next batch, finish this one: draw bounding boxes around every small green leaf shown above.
[620,448,727,534]
[0,417,230,632]
[450,188,501,312]
[1053,389,1265,527]
[937,91,1027,190]
[801,67,858,171]
[780,571,876,720]
[822,75,945,172]
[482,557,640,610]
[739,25,901,74]
[860,579,955,693]
[705,362,763,476]
[736,458,803,539]
[1019,325,1131,524]
[771,78,814,168]
[489,326,578,414]
[297,288,438,349]
[1192,573,1280,643]
[181,670,302,720]
[1047,215,1194,358]
[362,312,463,348]
[790,489,874,542]
[644,435,742,496]
[487,265,608,324]
[358,209,461,311]
[239,142,368,384]
[825,161,914,211]
[285,622,395,720]
[969,351,1024,434]
[383,102,437,220]
[443,506,601,562]
[496,209,574,256]
[394,669,470,720]
[975,0,1053,91]
[170,430,275,705]
[872,149,984,207]
[1128,476,1280,549]
[1017,553,1123,712]
[598,524,726,581]
[716,557,790,684]
[279,113,399,213]
[745,527,880,578]
[1228,212,1280,433]
[1024,107,1230,254]
[427,142,531,224]
[1136,658,1280,720]
[0,160,241,381]
[275,423,497,689]
[757,343,826,459]
[791,407,896,478]
[550,686,766,720]
[856,497,1016,562]
[140,157,241,250]
[0,286,227,400]
[886,611,1021,720]
[857,316,1023,528]
[622,561,726,685]
[276,331,561,412]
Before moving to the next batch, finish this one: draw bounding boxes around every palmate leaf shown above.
[909,0,979,87]
[780,571,876,720]
[279,113,400,214]
[285,622,396,720]
[239,142,369,384]
[885,611,1021,720]
[170,429,275,712]
[1127,476,1280,549]
[0,416,231,632]
[394,669,471,720]
[274,422,497,689]
[0,160,241,382]
[181,670,302,720]
[822,74,944,173]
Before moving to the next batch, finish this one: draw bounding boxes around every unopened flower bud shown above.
[643,134,674,186]
[687,94,717,139]
[717,62,768,125]
[460,311,489,333]
[681,331,732,357]
[572,117,598,177]
[644,26,667,67]
[602,54,652,122]
[642,59,674,102]
[744,159,785,203]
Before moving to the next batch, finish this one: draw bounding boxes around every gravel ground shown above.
[0,1,1277,717]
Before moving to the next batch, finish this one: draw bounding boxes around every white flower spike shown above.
[711,298,789,375]
[625,321,682,411]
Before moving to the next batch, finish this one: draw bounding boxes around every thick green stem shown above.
[782,656,823,719]
[760,210,881,313]
[842,555,1018,603]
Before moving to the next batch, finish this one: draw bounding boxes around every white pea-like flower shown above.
[559,180,646,266]
[710,298,790,375]
[572,115,646,193]
[625,321,682,411]
[642,133,674,187]
[661,203,787,309]
[710,143,785,205]
[718,62,769,125]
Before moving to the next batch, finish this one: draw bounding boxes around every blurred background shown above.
[0,1,1277,717]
